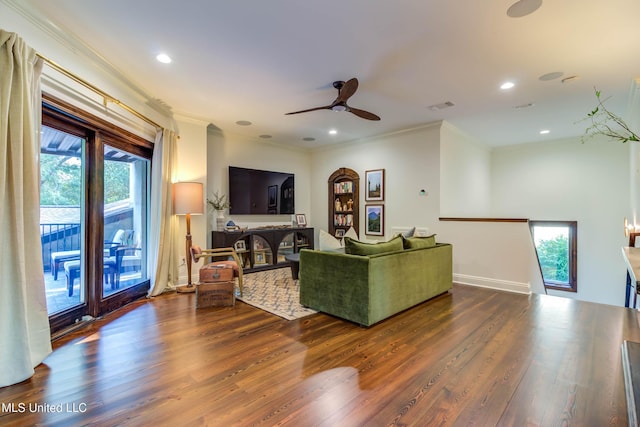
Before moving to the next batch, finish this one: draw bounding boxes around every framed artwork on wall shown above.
[365,169,384,201]
[365,204,384,236]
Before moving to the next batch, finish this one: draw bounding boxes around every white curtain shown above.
[148,128,179,296]
[0,30,52,387]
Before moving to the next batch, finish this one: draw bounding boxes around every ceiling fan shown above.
[285,78,381,121]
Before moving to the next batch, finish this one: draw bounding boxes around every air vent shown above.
[514,102,536,110]
[427,101,455,111]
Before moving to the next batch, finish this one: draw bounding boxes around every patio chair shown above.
[112,245,142,288]
[50,228,134,280]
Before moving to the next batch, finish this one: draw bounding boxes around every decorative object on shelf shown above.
[207,191,230,231]
[335,229,345,238]
[234,240,246,252]
[365,169,385,202]
[225,220,240,231]
[365,204,384,236]
[582,88,639,144]
[173,182,204,293]
[295,213,307,227]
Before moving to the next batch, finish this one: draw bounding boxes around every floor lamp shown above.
[173,182,204,293]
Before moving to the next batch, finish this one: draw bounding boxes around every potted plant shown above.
[207,191,230,231]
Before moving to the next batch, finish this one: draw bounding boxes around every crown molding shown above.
[2,0,172,120]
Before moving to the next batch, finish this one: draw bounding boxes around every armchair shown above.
[190,245,244,296]
[112,245,142,288]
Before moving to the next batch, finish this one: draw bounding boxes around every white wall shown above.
[436,122,540,296]
[440,122,492,217]
[435,220,544,295]
[206,128,312,239]
[309,124,442,242]
[173,117,209,283]
[491,136,631,305]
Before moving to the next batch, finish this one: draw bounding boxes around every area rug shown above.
[237,267,317,320]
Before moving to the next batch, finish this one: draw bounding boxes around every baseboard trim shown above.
[453,273,530,294]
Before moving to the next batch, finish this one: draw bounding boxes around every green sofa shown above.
[299,243,453,326]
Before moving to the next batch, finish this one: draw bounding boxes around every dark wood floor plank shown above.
[1,284,638,426]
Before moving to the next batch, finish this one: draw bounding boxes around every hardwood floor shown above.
[1,284,639,426]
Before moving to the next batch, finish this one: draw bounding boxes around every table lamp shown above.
[173,182,204,293]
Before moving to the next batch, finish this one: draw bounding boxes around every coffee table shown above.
[284,253,300,280]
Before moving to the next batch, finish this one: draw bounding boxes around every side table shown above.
[284,253,301,280]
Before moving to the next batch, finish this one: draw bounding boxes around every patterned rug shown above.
[237,267,317,320]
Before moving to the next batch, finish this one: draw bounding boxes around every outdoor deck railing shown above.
[40,223,81,273]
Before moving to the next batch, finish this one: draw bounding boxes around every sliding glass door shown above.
[102,145,149,298]
[40,126,86,315]
[42,97,153,333]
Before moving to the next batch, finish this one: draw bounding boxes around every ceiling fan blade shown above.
[285,105,332,115]
[348,107,381,121]
[336,78,359,103]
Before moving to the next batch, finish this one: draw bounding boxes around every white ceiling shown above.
[13,0,640,148]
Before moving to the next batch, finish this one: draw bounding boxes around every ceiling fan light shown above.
[331,105,347,112]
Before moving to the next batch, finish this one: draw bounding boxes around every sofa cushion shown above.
[402,234,437,249]
[344,235,403,256]
[319,229,343,251]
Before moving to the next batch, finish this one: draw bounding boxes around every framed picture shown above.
[295,213,307,227]
[365,169,385,201]
[335,228,345,238]
[234,240,246,252]
[268,185,278,208]
[365,204,384,236]
[255,253,265,264]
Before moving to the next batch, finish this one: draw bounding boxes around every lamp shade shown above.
[173,182,204,215]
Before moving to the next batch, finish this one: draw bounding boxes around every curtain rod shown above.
[36,52,163,131]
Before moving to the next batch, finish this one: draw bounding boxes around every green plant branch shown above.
[582,89,639,143]
[207,191,230,210]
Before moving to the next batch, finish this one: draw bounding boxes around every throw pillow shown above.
[402,234,437,249]
[344,226,359,240]
[344,235,404,256]
[319,229,343,251]
[402,227,416,238]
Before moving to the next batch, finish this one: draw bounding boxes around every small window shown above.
[530,221,577,292]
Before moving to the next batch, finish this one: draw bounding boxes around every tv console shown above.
[212,227,314,273]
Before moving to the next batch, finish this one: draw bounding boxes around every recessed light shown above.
[540,129,550,134]
[329,129,337,135]
[507,0,542,18]
[235,120,252,126]
[303,137,316,142]
[156,53,172,64]
[259,134,272,139]
[500,82,515,90]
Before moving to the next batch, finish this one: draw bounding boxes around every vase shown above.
[216,210,225,231]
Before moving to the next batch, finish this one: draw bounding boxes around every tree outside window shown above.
[530,221,577,292]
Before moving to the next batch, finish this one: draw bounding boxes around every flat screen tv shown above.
[228,166,295,215]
